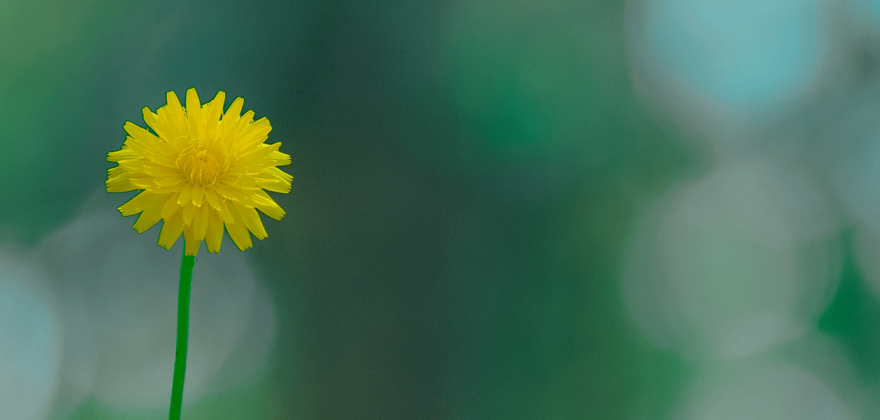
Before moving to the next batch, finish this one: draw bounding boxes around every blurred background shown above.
[4,0,880,418]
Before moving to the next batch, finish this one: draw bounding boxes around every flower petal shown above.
[254,167,292,194]
[235,117,272,150]
[118,191,153,216]
[107,146,139,162]
[177,184,193,207]
[165,91,187,134]
[107,88,291,255]
[215,196,236,225]
[192,204,210,241]
[183,226,199,256]
[205,212,224,253]
[161,195,180,220]
[106,169,136,193]
[252,190,285,221]
[233,202,268,240]
[226,206,253,251]
[191,186,205,207]
[204,188,221,210]
[182,203,198,226]
[132,194,170,233]
[141,107,166,139]
[218,97,244,138]
[203,91,225,141]
[185,88,202,140]
[158,212,184,250]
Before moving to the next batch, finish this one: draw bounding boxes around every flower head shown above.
[106,88,292,256]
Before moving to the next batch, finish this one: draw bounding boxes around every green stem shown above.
[169,249,195,420]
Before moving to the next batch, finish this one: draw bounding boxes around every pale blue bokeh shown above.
[644,0,822,112]
[0,255,61,420]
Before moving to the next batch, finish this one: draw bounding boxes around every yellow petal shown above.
[215,196,236,224]
[236,117,272,150]
[108,89,291,255]
[133,210,162,233]
[267,166,293,182]
[120,128,175,167]
[262,149,292,167]
[218,97,244,137]
[183,227,200,256]
[236,141,281,164]
[182,203,197,225]
[233,202,268,240]
[185,88,202,139]
[161,195,179,220]
[228,174,258,190]
[191,186,205,207]
[212,184,240,201]
[150,185,184,195]
[133,194,169,233]
[106,171,135,193]
[252,190,285,220]
[157,105,185,142]
[141,107,165,139]
[165,91,187,133]
[192,204,210,241]
[204,188,221,210]
[155,176,185,187]
[205,213,224,253]
[225,206,253,251]
[158,212,184,250]
[227,187,259,207]
[228,110,255,139]
[177,184,193,206]
[203,91,225,140]
[120,130,155,161]
[119,191,161,216]
[107,147,139,162]
[253,179,288,194]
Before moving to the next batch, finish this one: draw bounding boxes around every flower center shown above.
[182,149,223,187]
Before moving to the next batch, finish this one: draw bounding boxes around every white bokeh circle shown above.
[36,192,276,411]
[675,360,851,420]
[0,251,62,420]
[626,0,828,135]
[622,158,840,359]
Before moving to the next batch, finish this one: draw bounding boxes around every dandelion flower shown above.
[106,88,292,256]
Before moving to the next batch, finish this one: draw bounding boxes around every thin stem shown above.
[169,248,196,420]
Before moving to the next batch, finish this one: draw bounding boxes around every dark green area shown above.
[0,0,698,418]
[818,230,880,383]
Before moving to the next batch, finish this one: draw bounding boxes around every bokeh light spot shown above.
[0,252,61,420]
[622,159,840,358]
[628,0,826,124]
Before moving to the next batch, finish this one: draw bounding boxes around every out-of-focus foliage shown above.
[6,0,880,418]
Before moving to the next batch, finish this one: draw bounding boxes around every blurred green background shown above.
[6,0,880,419]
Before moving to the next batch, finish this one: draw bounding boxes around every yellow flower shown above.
[106,88,292,256]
